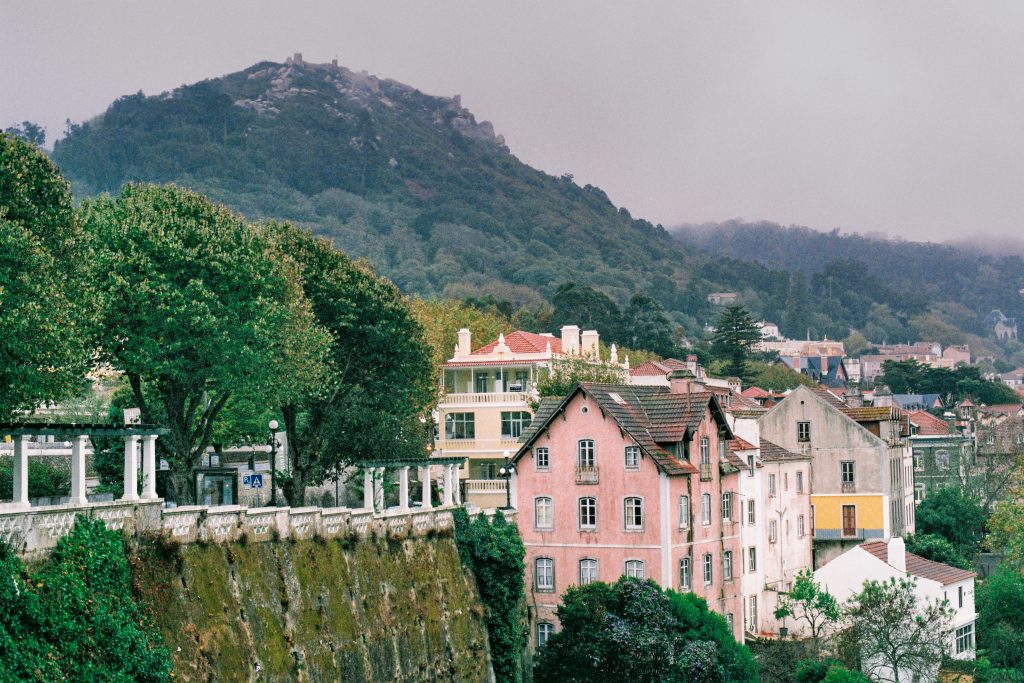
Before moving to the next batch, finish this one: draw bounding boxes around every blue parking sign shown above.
[243,474,264,489]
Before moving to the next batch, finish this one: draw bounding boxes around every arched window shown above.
[701,493,712,525]
[534,497,553,530]
[702,552,713,585]
[535,557,555,592]
[679,557,691,588]
[579,558,598,585]
[624,559,645,579]
[536,621,554,647]
[578,497,597,529]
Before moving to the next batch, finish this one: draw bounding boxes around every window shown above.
[747,454,755,477]
[958,586,964,608]
[624,497,644,530]
[578,497,597,530]
[769,520,778,543]
[501,411,531,438]
[842,505,857,537]
[702,553,713,585]
[625,559,645,579]
[701,493,712,525]
[444,412,475,439]
[797,515,805,538]
[914,483,926,503]
[535,557,554,591]
[955,624,974,654]
[700,437,710,464]
[535,447,550,471]
[797,421,811,442]
[534,497,553,530]
[748,595,758,630]
[784,472,789,491]
[747,500,756,525]
[721,492,733,521]
[624,446,641,470]
[723,550,733,581]
[748,547,757,572]
[768,474,777,497]
[679,495,690,528]
[579,559,598,585]
[536,621,554,647]
[577,440,596,468]
[726,613,734,634]
[841,461,855,485]
[935,449,950,469]
[680,557,691,588]
[913,452,923,471]
[796,471,804,493]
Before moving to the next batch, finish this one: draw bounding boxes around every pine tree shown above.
[710,305,761,379]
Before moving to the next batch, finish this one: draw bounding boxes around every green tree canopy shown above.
[3,121,45,147]
[975,566,1024,672]
[0,133,95,417]
[80,184,330,503]
[550,282,625,344]
[903,533,972,570]
[774,569,841,645]
[272,223,434,504]
[710,305,761,380]
[534,576,757,683]
[878,359,1020,405]
[535,355,627,402]
[915,486,986,558]
[622,293,678,358]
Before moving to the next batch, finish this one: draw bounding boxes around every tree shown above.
[623,293,678,357]
[4,121,45,147]
[407,296,509,382]
[710,306,761,380]
[534,355,627,402]
[782,272,810,340]
[80,184,330,503]
[534,576,757,683]
[272,223,434,504]
[915,486,986,558]
[550,282,624,343]
[975,566,1024,672]
[774,569,842,647]
[845,577,953,683]
[903,533,972,570]
[746,360,817,392]
[0,132,95,418]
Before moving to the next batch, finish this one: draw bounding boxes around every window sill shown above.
[535,527,553,533]
[624,528,645,533]
[535,588,555,593]
[578,527,598,533]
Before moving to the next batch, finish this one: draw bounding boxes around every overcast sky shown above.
[5,1,1024,241]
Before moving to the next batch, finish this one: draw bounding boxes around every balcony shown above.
[700,463,713,481]
[464,479,508,494]
[841,481,856,493]
[440,392,531,407]
[576,466,599,484]
[813,527,869,541]
[434,437,523,453]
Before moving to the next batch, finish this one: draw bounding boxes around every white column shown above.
[121,435,140,501]
[374,467,385,511]
[398,466,410,510]
[141,435,158,500]
[12,435,29,509]
[69,435,89,506]
[363,468,374,510]
[420,466,433,509]
[452,464,462,504]
[509,470,519,510]
[442,465,453,506]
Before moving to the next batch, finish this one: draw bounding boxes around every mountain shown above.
[48,56,1022,361]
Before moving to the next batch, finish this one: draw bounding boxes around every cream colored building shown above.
[435,325,623,507]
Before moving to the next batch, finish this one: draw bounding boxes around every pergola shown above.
[361,456,466,512]
[0,422,167,508]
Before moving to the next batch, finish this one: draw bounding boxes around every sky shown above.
[5,1,1024,242]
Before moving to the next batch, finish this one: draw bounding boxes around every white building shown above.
[814,538,976,682]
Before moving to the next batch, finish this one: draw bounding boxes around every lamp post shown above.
[498,450,515,510]
[268,419,279,507]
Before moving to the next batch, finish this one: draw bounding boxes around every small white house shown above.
[813,538,975,680]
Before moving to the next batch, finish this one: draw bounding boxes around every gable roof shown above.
[629,358,688,377]
[759,439,811,462]
[729,436,756,451]
[909,410,952,436]
[471,330,562,355]
[514,383,737,476]
[741,386,770,399]
[861,541,975,585]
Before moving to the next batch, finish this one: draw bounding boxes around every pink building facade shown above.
[511,377,747,647]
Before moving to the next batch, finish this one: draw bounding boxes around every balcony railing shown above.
[813,527,874,541]
[465,479,508,494]
[841,481,856,493]
[576,466,599,484]
[440,392,531,406]
[435,437,523,452]
[700,463,713,481]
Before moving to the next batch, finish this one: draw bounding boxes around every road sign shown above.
[243,474,264,489]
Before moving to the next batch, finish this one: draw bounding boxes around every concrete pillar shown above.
[452,464,462,504]
[374,467,385,511]
[442,465,453,506]
[363,468,374,510]
[141,435,158,500]
[69,435,89,506]
[420,466,433,509]
[398,466,410,510]
[121,435,140,501]
[509,471,519,510]
[12,435,29,508]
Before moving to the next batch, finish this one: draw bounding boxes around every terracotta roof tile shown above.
[629,358,688,377]
[472,330,562,355]
[841,406,900,422]
[861,541,975,585]
[741,386,770,398]
[729,436,756,451]
[909,410,952,436]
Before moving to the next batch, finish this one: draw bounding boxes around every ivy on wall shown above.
[453,507,528,683]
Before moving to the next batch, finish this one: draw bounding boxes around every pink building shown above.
[510,372,748,647]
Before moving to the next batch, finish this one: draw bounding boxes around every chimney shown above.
[727,377,742,393]
[668,369,702,394]
[609,344,619,364]
[846,386,864,408]
[874,385,893,407]
[887,537,907,573]
[560,325,580,355]
[457,328,472,358]
[685,354,699,376]
[580,330,600,358]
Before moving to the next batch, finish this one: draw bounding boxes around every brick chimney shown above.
[668,369,703,394]
[457,328,472,358]
[887,536,907,573]
[580,330,600,358]
[560,325,580,355]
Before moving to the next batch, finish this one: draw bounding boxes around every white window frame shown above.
[679,495,690,529]
[721,492,732,521]
[841,461,855,485]
[747,454,755,477]
[796,471,804,493]
[534,496,553,530]
[769,519,778,543]
[536,621,554,647]
[579,558,598,585]
[500,411,532,438]
[797,514,805,538]
[577,439,596,468]
[680,557,691,588]
[700,437,710,464]
[535,557,555,592]
[797,421,810,442]
[748,546,757,572]
[578,496,597,530]
[624,497,644,531]
[747,499,756,525]
[955,623,974,654]
[702,552,713,585]
[444,412,475,440]
[768,473,777,497]
[624,559,645,579]
[535,446,550,471]
[624,445,641,471]
[723,550,733,581]
[701,493,712,525]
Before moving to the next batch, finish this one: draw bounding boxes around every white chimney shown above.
[887,537,907,573]
[560,325,580,355]
[457,328,472,357]
[581,330,600,358]
[610,344,619,364]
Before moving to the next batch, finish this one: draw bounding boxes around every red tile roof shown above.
[629,358,688,377]
[978,403,1023,417]
[909,410,952,436]
[861,541,975,585]
[729,436,757,451]
[741,386,770,399]
[472,330,562,355]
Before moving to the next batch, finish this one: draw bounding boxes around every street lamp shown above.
[498,450,515,510]
[268,419,279,507]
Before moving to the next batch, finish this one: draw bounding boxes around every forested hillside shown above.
[47,57,1022,361]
